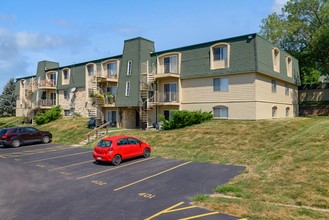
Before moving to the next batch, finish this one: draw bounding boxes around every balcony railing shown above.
[38,80,56,88]
[37,99,56,107]
[158,92,179,103]
[94,71,118,80]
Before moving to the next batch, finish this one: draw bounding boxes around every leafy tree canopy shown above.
[0,78,16,116]
[260,0,329,84]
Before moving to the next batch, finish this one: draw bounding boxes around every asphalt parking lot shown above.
[0,143,245,220]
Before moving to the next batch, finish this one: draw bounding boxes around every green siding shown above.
[179,35,257,79]
[116,37,155,107]
[36,61,59,80]
[57,64,86,90]
[256,36,301,85]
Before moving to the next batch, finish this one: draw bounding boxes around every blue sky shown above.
[0,0,287,92]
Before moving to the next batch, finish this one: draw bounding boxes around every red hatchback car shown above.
[93,136,152,166]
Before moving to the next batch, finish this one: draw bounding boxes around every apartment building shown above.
[15,33,300,129]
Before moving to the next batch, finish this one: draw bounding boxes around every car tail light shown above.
[1,134,8,139]
[108,147,113,152]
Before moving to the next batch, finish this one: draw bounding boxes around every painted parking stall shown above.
[0,143,245,219]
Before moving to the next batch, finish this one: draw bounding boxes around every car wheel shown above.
[112,155,122,166]
[42,135,50,144]
[11,139,21,148]
[143,148,150,158]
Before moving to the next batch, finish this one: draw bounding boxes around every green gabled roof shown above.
[151,33,257,56]
[47,54,123,71]
[15,75,36,81]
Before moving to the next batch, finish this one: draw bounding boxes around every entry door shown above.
[49,73,56,86]
[107,110,117,126]
[50,92,56,106]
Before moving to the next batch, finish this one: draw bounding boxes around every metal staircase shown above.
[139,64,156,129]
[87,76,104,127]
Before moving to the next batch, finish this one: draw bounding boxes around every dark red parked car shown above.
[93,135,151,166]
[0,127,52,148]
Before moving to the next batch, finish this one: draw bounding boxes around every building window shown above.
[213,106,228,118]
[286,107,290,117]
[213,78,229,92]
[272,106,277,118]
[285,84,289,96]
[286,56,292,77]
[87,65,94,76]
[64,90,70,99]
[272,80,277,93]
[106,62,117,78]
[272,48,280,72]
[163,110,173,121]
[163,83,177,102]
[125,81,130,96]
[163,55,178,73]
[62,69,70,85]
[210,43,230,69]
[107,86,117,95]
[127,60,132,75]
[63,69,69,80]
[213,46,227,61]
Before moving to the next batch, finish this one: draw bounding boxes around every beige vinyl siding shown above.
[182,102,257,120]
[181,73,256,103]
[180,73,257,119]
[255,74,298,119]
[255,74,297,104]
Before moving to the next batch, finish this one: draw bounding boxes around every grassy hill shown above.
[1,116,328,219]
[107,117,329,219]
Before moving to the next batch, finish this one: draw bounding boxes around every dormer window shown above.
[286,56,292,77]
[87,65,94,76]
[163,55,178,73]
[158,53,181,75]
[272,48,280,72]
[107,62,117,78]
[210,43,230,69]
[102,59,120,79]
[62,68,70,85]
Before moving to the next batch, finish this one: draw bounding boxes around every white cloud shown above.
[272,0,289,13]
[0,27,91,92]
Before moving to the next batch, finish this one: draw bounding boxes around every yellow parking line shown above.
[24,151,91,164]
[145,202,185,220]
[165,205,196,213]
[48,160,95,171]
[0,155,6,158]
[114,161,192,191]
[76,157,155,180]
[178,212,220,220]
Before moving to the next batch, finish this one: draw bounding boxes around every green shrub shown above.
[34,106,62,125]
[159,110,212,130]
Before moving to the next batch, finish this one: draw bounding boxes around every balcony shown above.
[38,80,56,90]
[36,99,56,109]
[95,71,118,82]
[157,92,180,105]
[155,71,180,80]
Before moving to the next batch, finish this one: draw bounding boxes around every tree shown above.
[260,0,329,84]
[0,78,16,116]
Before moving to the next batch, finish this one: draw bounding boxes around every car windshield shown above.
[97,140,112,148]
